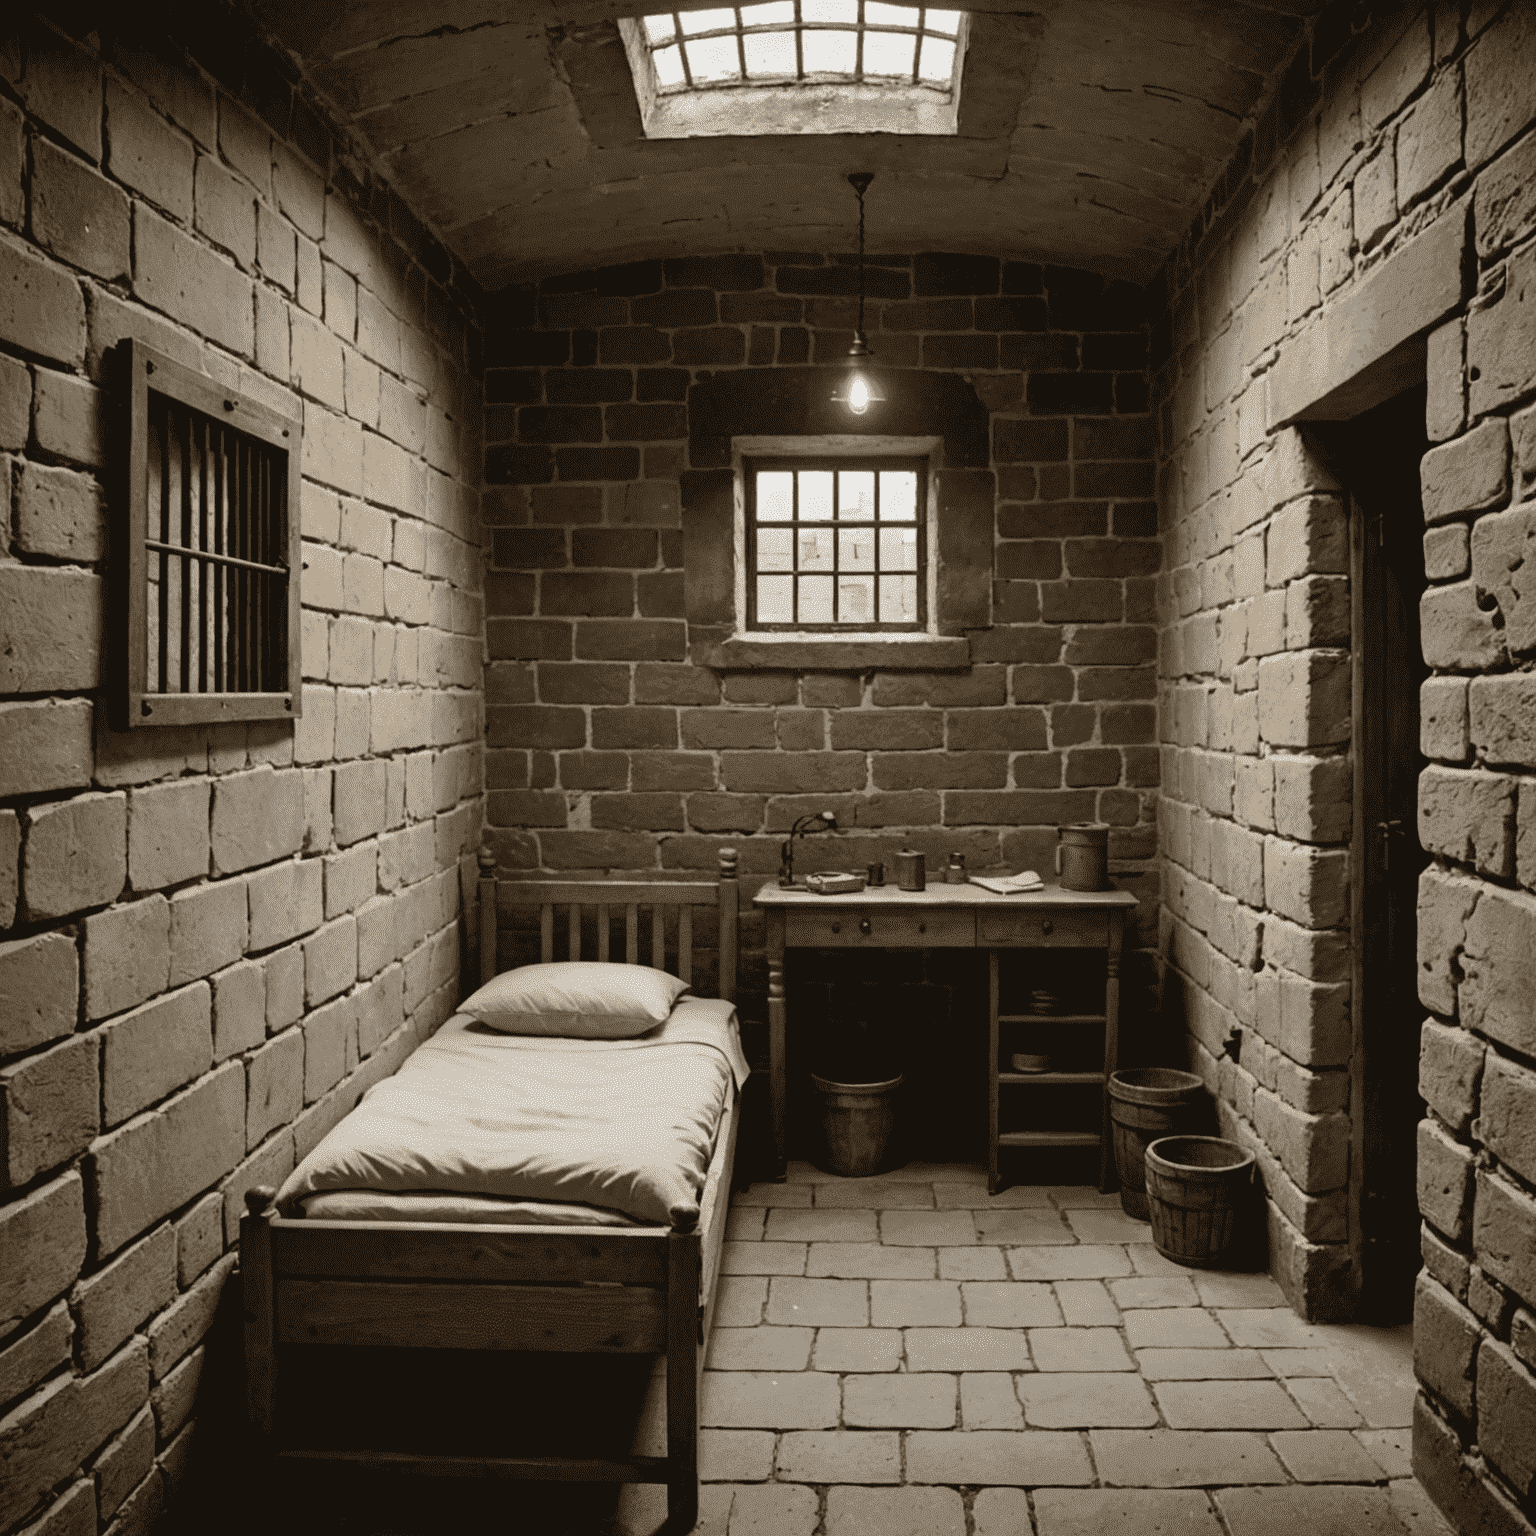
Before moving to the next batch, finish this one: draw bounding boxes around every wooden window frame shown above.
[114,340,303,729]
[745,455,928,633]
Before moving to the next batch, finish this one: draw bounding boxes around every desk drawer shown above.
[977,909,1108,947]
[784,909,975,948]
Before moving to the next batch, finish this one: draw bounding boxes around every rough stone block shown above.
[1419,1019,1485,1136]
[167,879,245,987]
[1262,837,1348,929]
[1421,580,1504,669]
[1469,239,1536,418]
[0,699,92,798]
[1460,883,1536,1056]
[1464,2,1536,166]
[1482,1052,1536,1188]
[1272,755,1351,843]
[303,993,356,1102]
[15,461,106,561]
[102,982,213,1127]
[146,1251,235,1379]
[1266,496,1347,584]
[1413,1271,1480,1422]
[82,894,170,1021]
[22,791,125,920]
[1470,501,1536,658]
[210,767,303,875]
[0,1031,98,1188]
[1477,1338,1536,1499]
[175,1192,224,1289]
[1469,673,1536,767]
[0,566,103,693]
[1420,676,1470,762]
[1475,1167,1536,1311]
[1423,522,1469,581]
[133,206,253,356]
[0,1300,72,1414]
[71,1225,175,1373]
[210,960,265,1061]
[1257,651,1350,747]
[333,758,387,846]
[29,370,102,468]
[1418,1117,1475,1242]
[247,858,323,953]
[0,224,87,366]
[0,932,78,1059]
[1416,865,1480,1014]
[1253,1089,1349,1192]
[1417,765,1516,876]
[127,778,210,892]
[304,916,357,1006]
[0,1171,86,1333]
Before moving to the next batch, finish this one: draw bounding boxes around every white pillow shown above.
[461,961,690,1038]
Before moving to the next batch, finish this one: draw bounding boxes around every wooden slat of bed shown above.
[501,881,717,907]
[276,1279,667,1352]
[679,905,692,985]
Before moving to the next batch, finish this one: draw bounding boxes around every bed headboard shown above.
[475,847,739,1005]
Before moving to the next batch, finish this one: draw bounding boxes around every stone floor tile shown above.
[715,1276,769,1327]
[1009,1245,1132,1280]
[880,1209,978,1246]
[1386,1475,1455,1535]
[1123,1307,1230,1350]
[900,1162,989,1184]
[721,1241,807,1276]
[766,1276,868,1327]
[733,1181,813,1207]
[962,1280,1063,1327]
[842,1372,957,1428]
[1192,1270,1287,1307]
[816,1180,936,1209]
[1215,1484,1416,1536]
[1321,1325,1416,1429]
[1066,1208,1156,1243]
[1018,1372,1158,1427]
[701,1369,841,1429]
[1044,1186,1124,1208]
[813,1327,903,1373]
[1356,1428,1413,1479]
[807,1242,936,1279]
[727,1208,767,1240]
[1090,1429,1290,1486]
[870,1279,962,1327]
[1262,1348,1338,1376]
[1135,1347,1272,1379]
[699,1428,776,1482]
[1108,1275,1200,1309]
[961,1372,1026,1429]
[824,1485,967,1536]
[1033,1488,1223,1536]
[776,1429,902,1484]
[972,1486,1034,1536]
[939,1246,1008,1280]
[1028,1327,1134,1372]
[1269,1428,1390,1483]
[706,1325,814,1372]
[1155,1379,1308,1430]
[765,1208,880,1244]
[935,1182,1053,1208]
[1054,1279,1121,1326]
[905,1326,1031,1371]
[1287,1374,1364,1427]
[975,1208,1076,1245]
[905,1429,1096,1486]
[724,1481,821,1536]
[1128,1244,1191,1276]
[1217,1307,1325,1348]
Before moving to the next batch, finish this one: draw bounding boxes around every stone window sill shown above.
[714,633,972,671]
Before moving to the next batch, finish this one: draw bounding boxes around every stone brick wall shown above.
[481,251,1162,1132]
[0,13,482,1533]
[1150,0,1536,1527]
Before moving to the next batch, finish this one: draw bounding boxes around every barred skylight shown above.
[618,4,969,138]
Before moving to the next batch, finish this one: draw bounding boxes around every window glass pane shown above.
[879,470,917,520]
[798,526,834,571]
[744,30,797,75]
[643,15,676,44]
[838,469,875,519]
[757,574,793,623]
[865,2,919,24]
[839,574,875,623]
[840,527,875,571]
[799,574,834,622]
[917,33,955,82]
[862,30,915,76]
[653,44,686,85]
[924,9,963,36]
[880,573,918,622]
[740,1,795,23]
[804,29,857,73]
[681,8,736,34]
[879,525,917,571]
[799,470,834,521]
[801,0,857,20]
[756,471,793,521]
[758,526,794,571]
[685,34,741,80]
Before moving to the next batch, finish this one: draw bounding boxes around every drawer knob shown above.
[918,922,926,933]
[831,922,841,934]
[860,918,872,935]
[1041,920,1053,935]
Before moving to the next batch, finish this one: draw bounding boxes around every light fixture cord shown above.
[855,180,867,338]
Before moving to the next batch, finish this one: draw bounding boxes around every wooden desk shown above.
[753,882,1139,1191]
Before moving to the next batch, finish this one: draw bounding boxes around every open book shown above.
[969,870,1045,895]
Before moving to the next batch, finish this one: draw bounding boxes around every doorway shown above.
[1321,387,1430,1320]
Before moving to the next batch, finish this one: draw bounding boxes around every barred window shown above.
[746,457,925,631]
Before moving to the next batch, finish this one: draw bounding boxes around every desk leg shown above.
[1101,910,1124,1193]
[767,908,787,1182]
[988,949,1000,1196]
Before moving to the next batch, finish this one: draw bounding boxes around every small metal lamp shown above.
[830,173,887,415]
[779,810,838,887]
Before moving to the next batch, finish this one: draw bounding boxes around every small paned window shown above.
[115,340,302,728]
[747,457,925,630]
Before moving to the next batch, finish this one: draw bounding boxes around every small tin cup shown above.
[866,861,885,887]
[895,849,925,891]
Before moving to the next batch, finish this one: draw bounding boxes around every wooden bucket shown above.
[1108,1069,1207,1220]
[1144,1136,1255,1268]
[812,1073,903,1178]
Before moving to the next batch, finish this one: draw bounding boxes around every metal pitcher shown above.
[1056,823,1109,891]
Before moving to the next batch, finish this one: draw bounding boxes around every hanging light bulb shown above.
[831,172,887,415]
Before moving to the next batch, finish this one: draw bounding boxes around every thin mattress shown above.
[276,996,748,1228]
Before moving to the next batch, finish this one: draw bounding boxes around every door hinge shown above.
[1378,819,1404,869]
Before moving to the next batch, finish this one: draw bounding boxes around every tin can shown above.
[895,849,925,891]
[866,861,885,887]
[945,852,966,884]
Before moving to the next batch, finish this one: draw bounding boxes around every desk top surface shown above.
[752,880,1138,910]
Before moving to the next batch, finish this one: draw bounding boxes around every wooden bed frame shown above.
[241,847,742,1531]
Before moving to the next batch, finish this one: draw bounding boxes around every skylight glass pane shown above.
[653,44,686,85]
[862,30,914,76]
[685,33,741,80]
[924,9,963,36]
[879,470,917,520]
[681,7,735,34]
[744,30,797,76]
[865,2,917,24]
[804,28,856,74]
[799,471,834,521]
[643,14,675,43]
[801,0,857,21]
[740,1,794,23]
[799,575,834,623]
[757,471,794,520]
[917,33,954,82]
[757,575,793,623]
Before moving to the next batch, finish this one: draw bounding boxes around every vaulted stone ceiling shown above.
[252,0,1318,290]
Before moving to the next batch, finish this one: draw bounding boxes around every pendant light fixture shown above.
[831,171,886,416]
